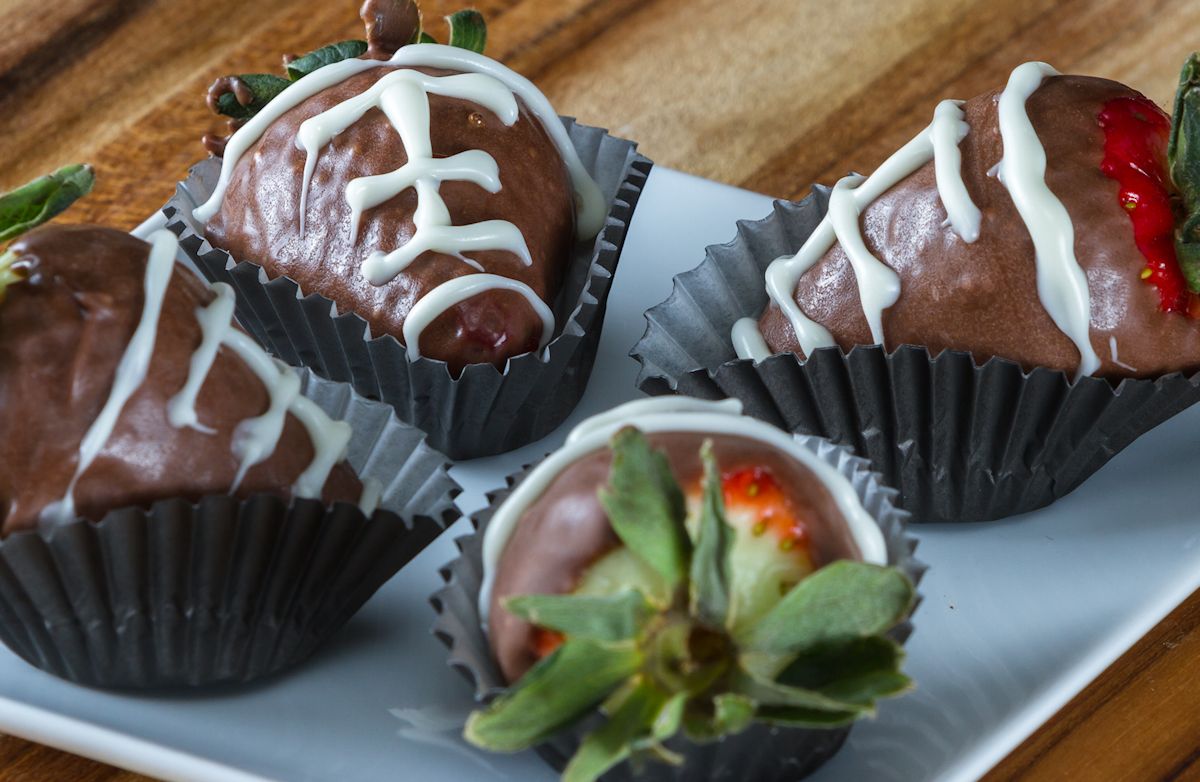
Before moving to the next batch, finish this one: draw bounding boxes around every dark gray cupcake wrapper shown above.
[164,118,652,460]
[430,434,924,781]
[630,188,1200,522]
[0,370,460,689]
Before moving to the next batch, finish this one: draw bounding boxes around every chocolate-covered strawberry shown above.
[0,166,364,534]
[195,0,605,373]
[465,399,914,782]
[734,56,1200,380]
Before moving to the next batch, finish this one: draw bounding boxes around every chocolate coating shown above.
[487,431,862,682]
[0,225,361,536]
[205,66,576,374]
[760,75,1200,378]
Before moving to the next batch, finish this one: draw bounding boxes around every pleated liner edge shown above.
[429,436,925,781]
[629,189,1200,523]
[164,118,652,460]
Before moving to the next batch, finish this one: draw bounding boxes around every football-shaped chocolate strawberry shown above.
[736,56,1200,380]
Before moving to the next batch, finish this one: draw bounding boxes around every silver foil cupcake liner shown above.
[0,369,459,689]
[630,188,1200,523]
[430,435,924,781]
[164,119,652,460]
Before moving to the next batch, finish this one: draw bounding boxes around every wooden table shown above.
[1,0,1198,778]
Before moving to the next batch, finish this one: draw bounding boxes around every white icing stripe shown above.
[298,69,531,285]
[730,317,772,363]
[996,62,1099,379]
[193,44,605,240]
[477,397,889,622]
[167,282,236,433]
[345,151,500,242]
[285,396,354,501]
[224,333,304,492]
[358,478,384,516]
[402,274,555,360]
[1108,335,1135,372]
[739,100,977,361]
[165,282,354,503]
[828,174,902,344]
[931,99,982,243]
[214,332,354,502]
[41,230,178,523]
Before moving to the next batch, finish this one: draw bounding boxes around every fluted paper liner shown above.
[163,119,652,459]
[0,370,459,689]
[430,435,924,781]
[630,188,1200,522]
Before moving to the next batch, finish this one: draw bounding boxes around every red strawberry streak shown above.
[720,466,810,551]
[1098,96,1200,315]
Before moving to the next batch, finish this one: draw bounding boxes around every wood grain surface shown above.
[0,0,1197,779]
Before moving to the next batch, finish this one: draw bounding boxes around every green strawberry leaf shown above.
[504,590,653,642]
[446,9,487,53]
[778,635,912,706]
[648,692,687,743]
[465,639,640,752]
[682,692,757,742]
[0,164,94,244]
[418,31,438,43]
[1178,213,1200,293]
[1170,52,1200,293]
[730,663,869,715]
[213,74,291,120]
[689,439,734,628]
[755,705,861,729]
[286,40,368,81]
[737,561,913,656]
[598,427,690,590]
[563,679,676,782]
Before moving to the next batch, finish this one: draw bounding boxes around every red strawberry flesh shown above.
[1098,96,1200,315]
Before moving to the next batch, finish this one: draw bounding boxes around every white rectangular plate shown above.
[4,168,1199,782]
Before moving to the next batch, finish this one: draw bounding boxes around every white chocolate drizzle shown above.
[193,44,608,362]
[736,63,1101,379]
[402,273,554,360]
[1108,335,1136,373]
[43,231,369,524]
[40,231,178,524]
[996,62,1098,379]
[736,99,977,361]
[932,100,983,243]
[477,397,889,622]
[827,174,902,343]
[730,317,772,364]
[167,281,236,433]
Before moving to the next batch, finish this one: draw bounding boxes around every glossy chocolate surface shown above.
[0,225,360,535]
[760,76,1200,378]
[205,66,576,374]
